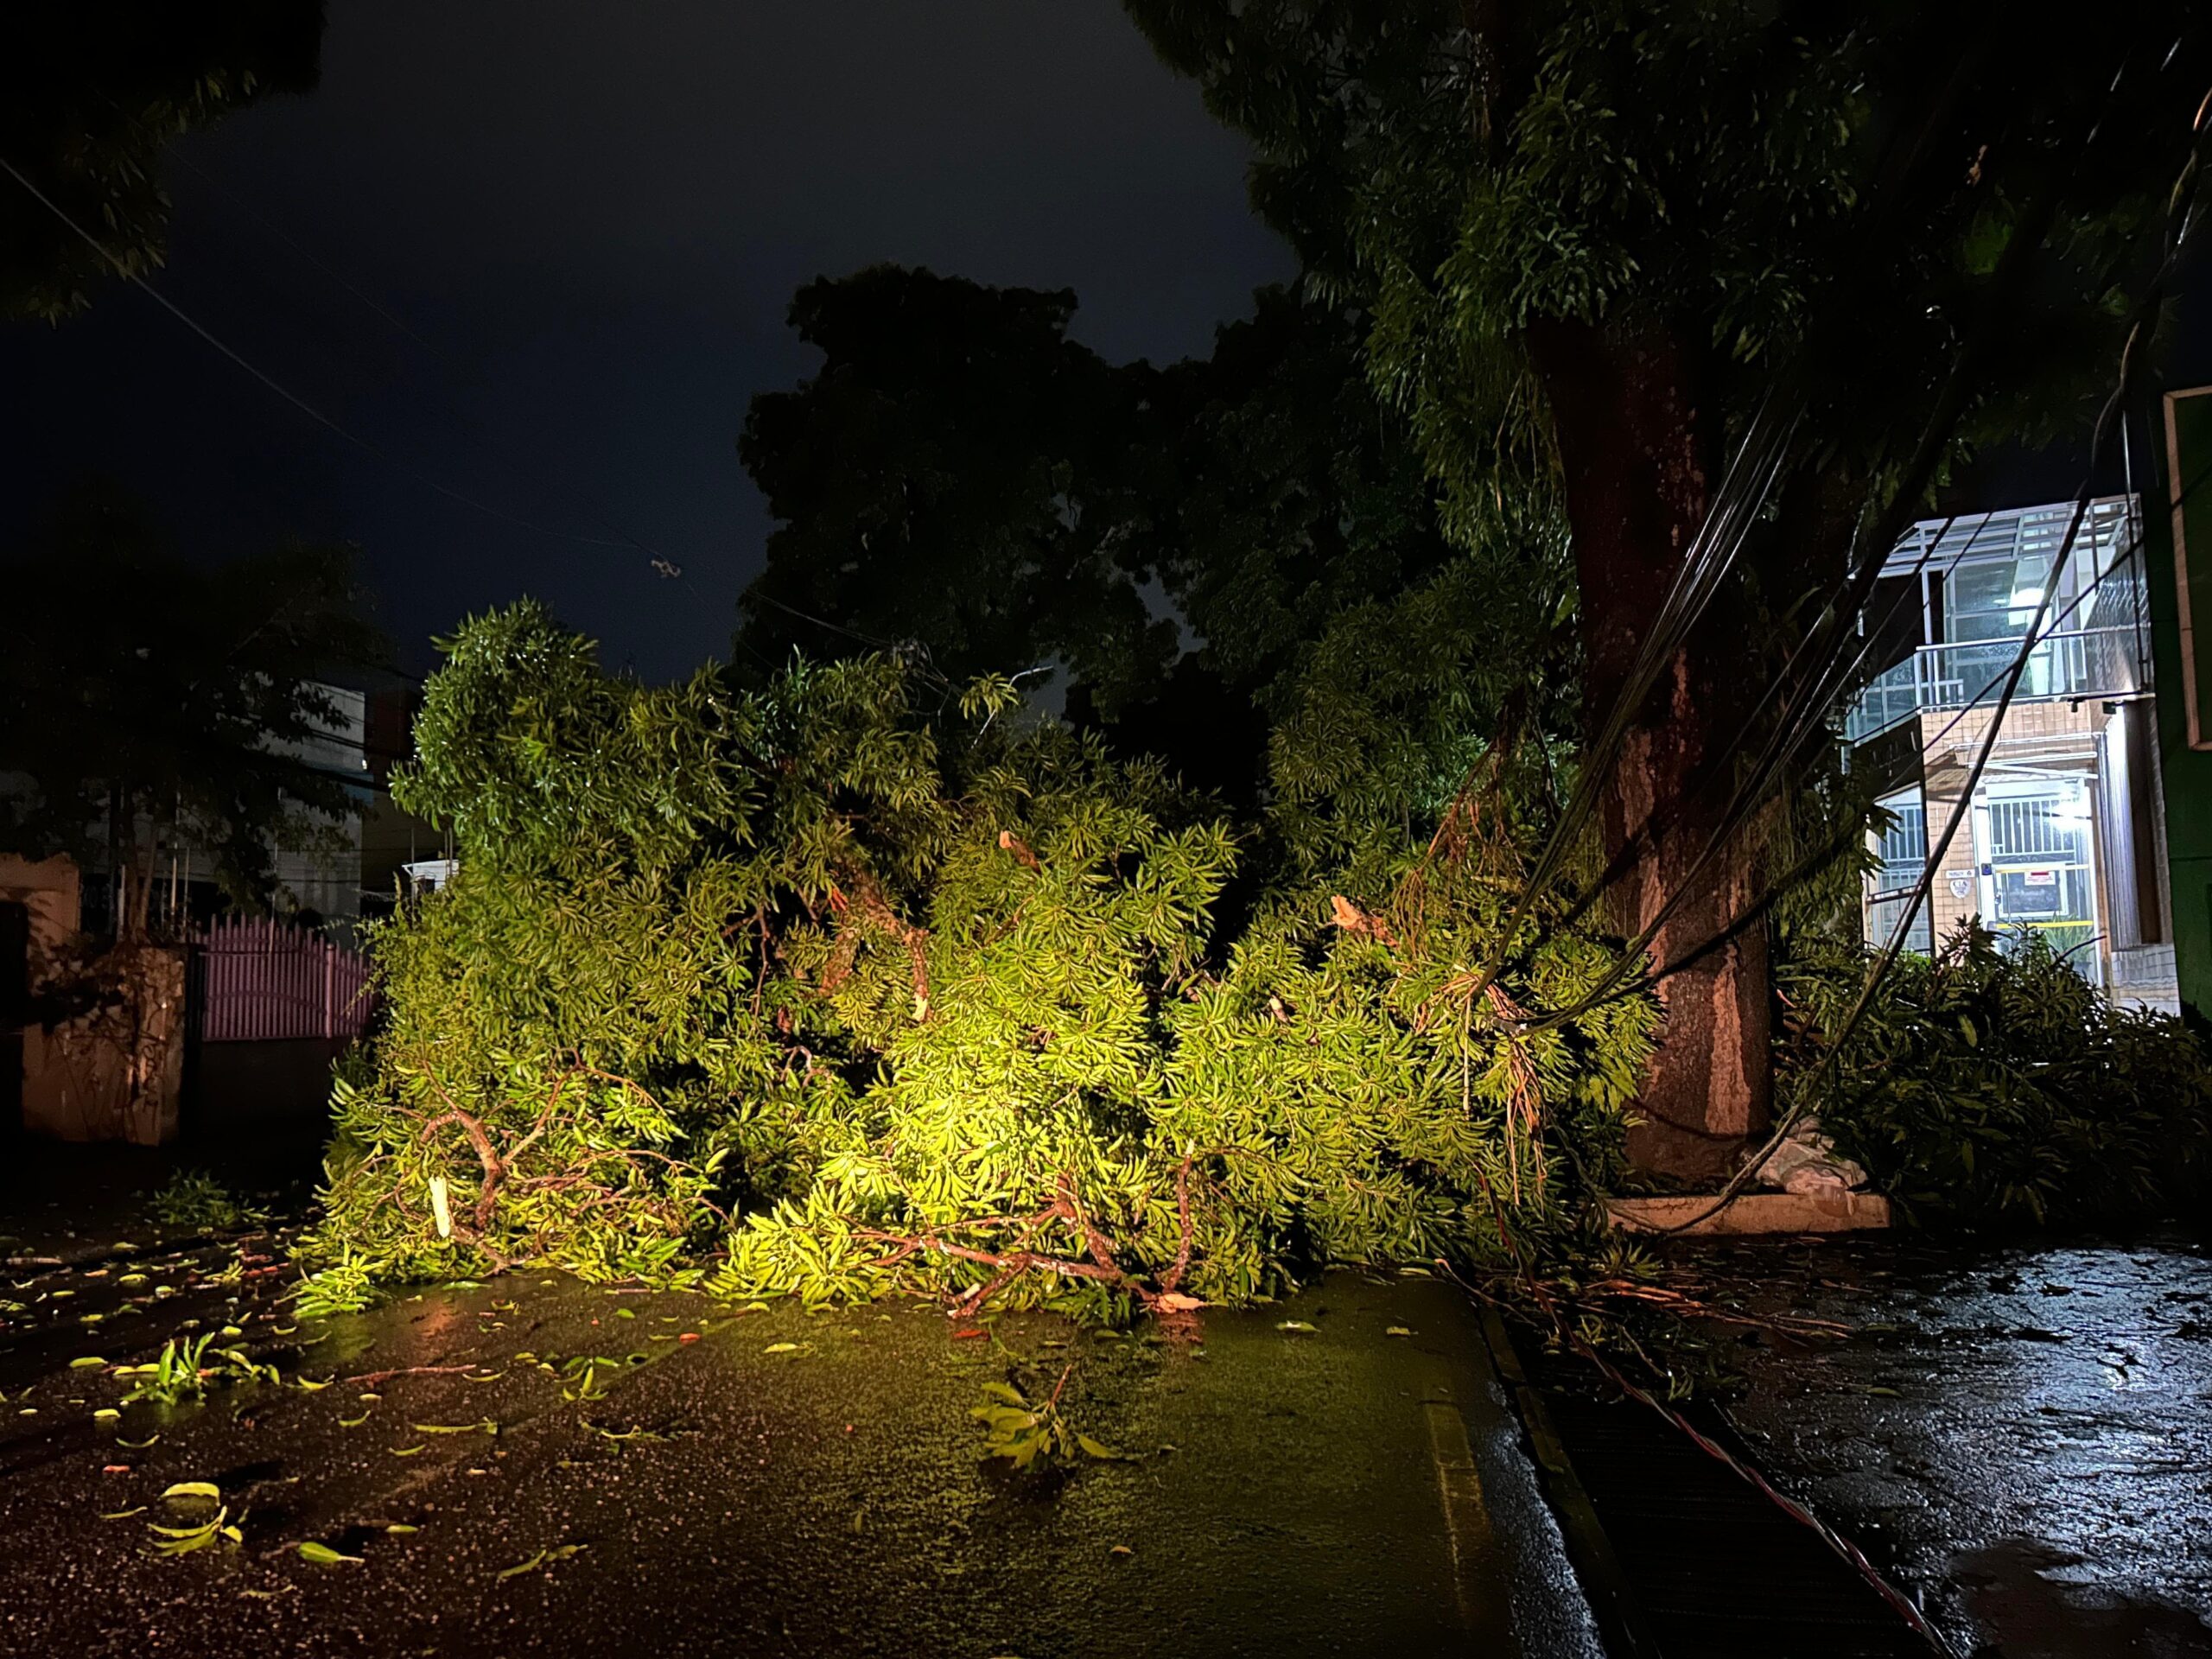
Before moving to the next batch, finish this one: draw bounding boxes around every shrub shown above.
[1780,924,2212,1226]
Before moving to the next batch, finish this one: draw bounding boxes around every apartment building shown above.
[1844,496,2177,1013]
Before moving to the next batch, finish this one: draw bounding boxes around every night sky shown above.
[0,2,1294,683]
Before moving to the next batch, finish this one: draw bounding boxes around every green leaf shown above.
[298,1541,363,1566]
[496,1543,584,1580]
[161,1481,220,1502]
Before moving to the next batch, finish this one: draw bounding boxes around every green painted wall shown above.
[2147,387,2212,1015]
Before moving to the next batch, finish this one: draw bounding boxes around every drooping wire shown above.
[152,143,763,650]
[1643,86,2212,1233]
[1459,398,1804,1004]
[0,155,664,557]
[1475,41,2209,1052]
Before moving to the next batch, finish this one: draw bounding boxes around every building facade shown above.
[62,678,445,941]
[1844,497,2177,1012]
[2147,385,2212,1020]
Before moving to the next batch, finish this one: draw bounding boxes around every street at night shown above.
[7,4,2212,1655]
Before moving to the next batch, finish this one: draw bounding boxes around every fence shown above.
[195,917,376,1044]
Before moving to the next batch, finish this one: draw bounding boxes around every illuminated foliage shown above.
[301,602,1654,1312]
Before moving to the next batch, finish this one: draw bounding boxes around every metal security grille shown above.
[1982,795,2088,863]
[1867,793,1934,954]
[1873,798,1926,874]
[1974,781,2098,972]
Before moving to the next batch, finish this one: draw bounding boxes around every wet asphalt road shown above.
[0,1238,1601,1659]
[1695,1232,2212,1659]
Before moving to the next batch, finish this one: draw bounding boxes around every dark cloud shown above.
[0,0,1294,681]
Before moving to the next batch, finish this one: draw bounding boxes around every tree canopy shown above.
[304,602,1653,1313]
[734,267,1572,816]
[1122,0,2212,1173]
[734,266,1174,710]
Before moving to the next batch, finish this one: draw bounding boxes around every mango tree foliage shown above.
[302,603,1653,1313]
[1784,926,2212,1229]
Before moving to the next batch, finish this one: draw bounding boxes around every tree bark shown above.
[1528,317,1771,1181]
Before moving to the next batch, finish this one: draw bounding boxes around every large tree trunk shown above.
[1529,318,1771,1182]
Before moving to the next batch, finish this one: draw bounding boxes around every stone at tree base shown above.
[1752,1114,1867,1196]
[1604,1191,1891,1236]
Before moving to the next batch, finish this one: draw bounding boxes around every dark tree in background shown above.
[1127,0,2211,1175]
[1133,287,1465,703]
[734,270,1550,810]
[734,266,1176,710]
[1108,285,1569,826]
[0,0,324,322]
[0,482,386,936]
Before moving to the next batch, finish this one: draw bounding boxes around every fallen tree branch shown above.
[340,1364,480,1387]
[849,1158,1208,1319]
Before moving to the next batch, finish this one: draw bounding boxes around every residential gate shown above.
[194,917,377,1043]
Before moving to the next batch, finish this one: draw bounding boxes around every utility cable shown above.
[1651,145,2211,1236]
[156,142,740,622]
[1481,39,2205,1047]
[1,154,652,558]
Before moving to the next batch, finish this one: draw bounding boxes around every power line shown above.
[156,146,758,639]
[162,146,448,360]
[162,147,783,675]
[1,154,654,560]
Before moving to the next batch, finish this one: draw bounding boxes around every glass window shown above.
[1946,554,2052,641]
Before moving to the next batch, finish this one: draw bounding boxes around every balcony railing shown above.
[1844,625,2149,744]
